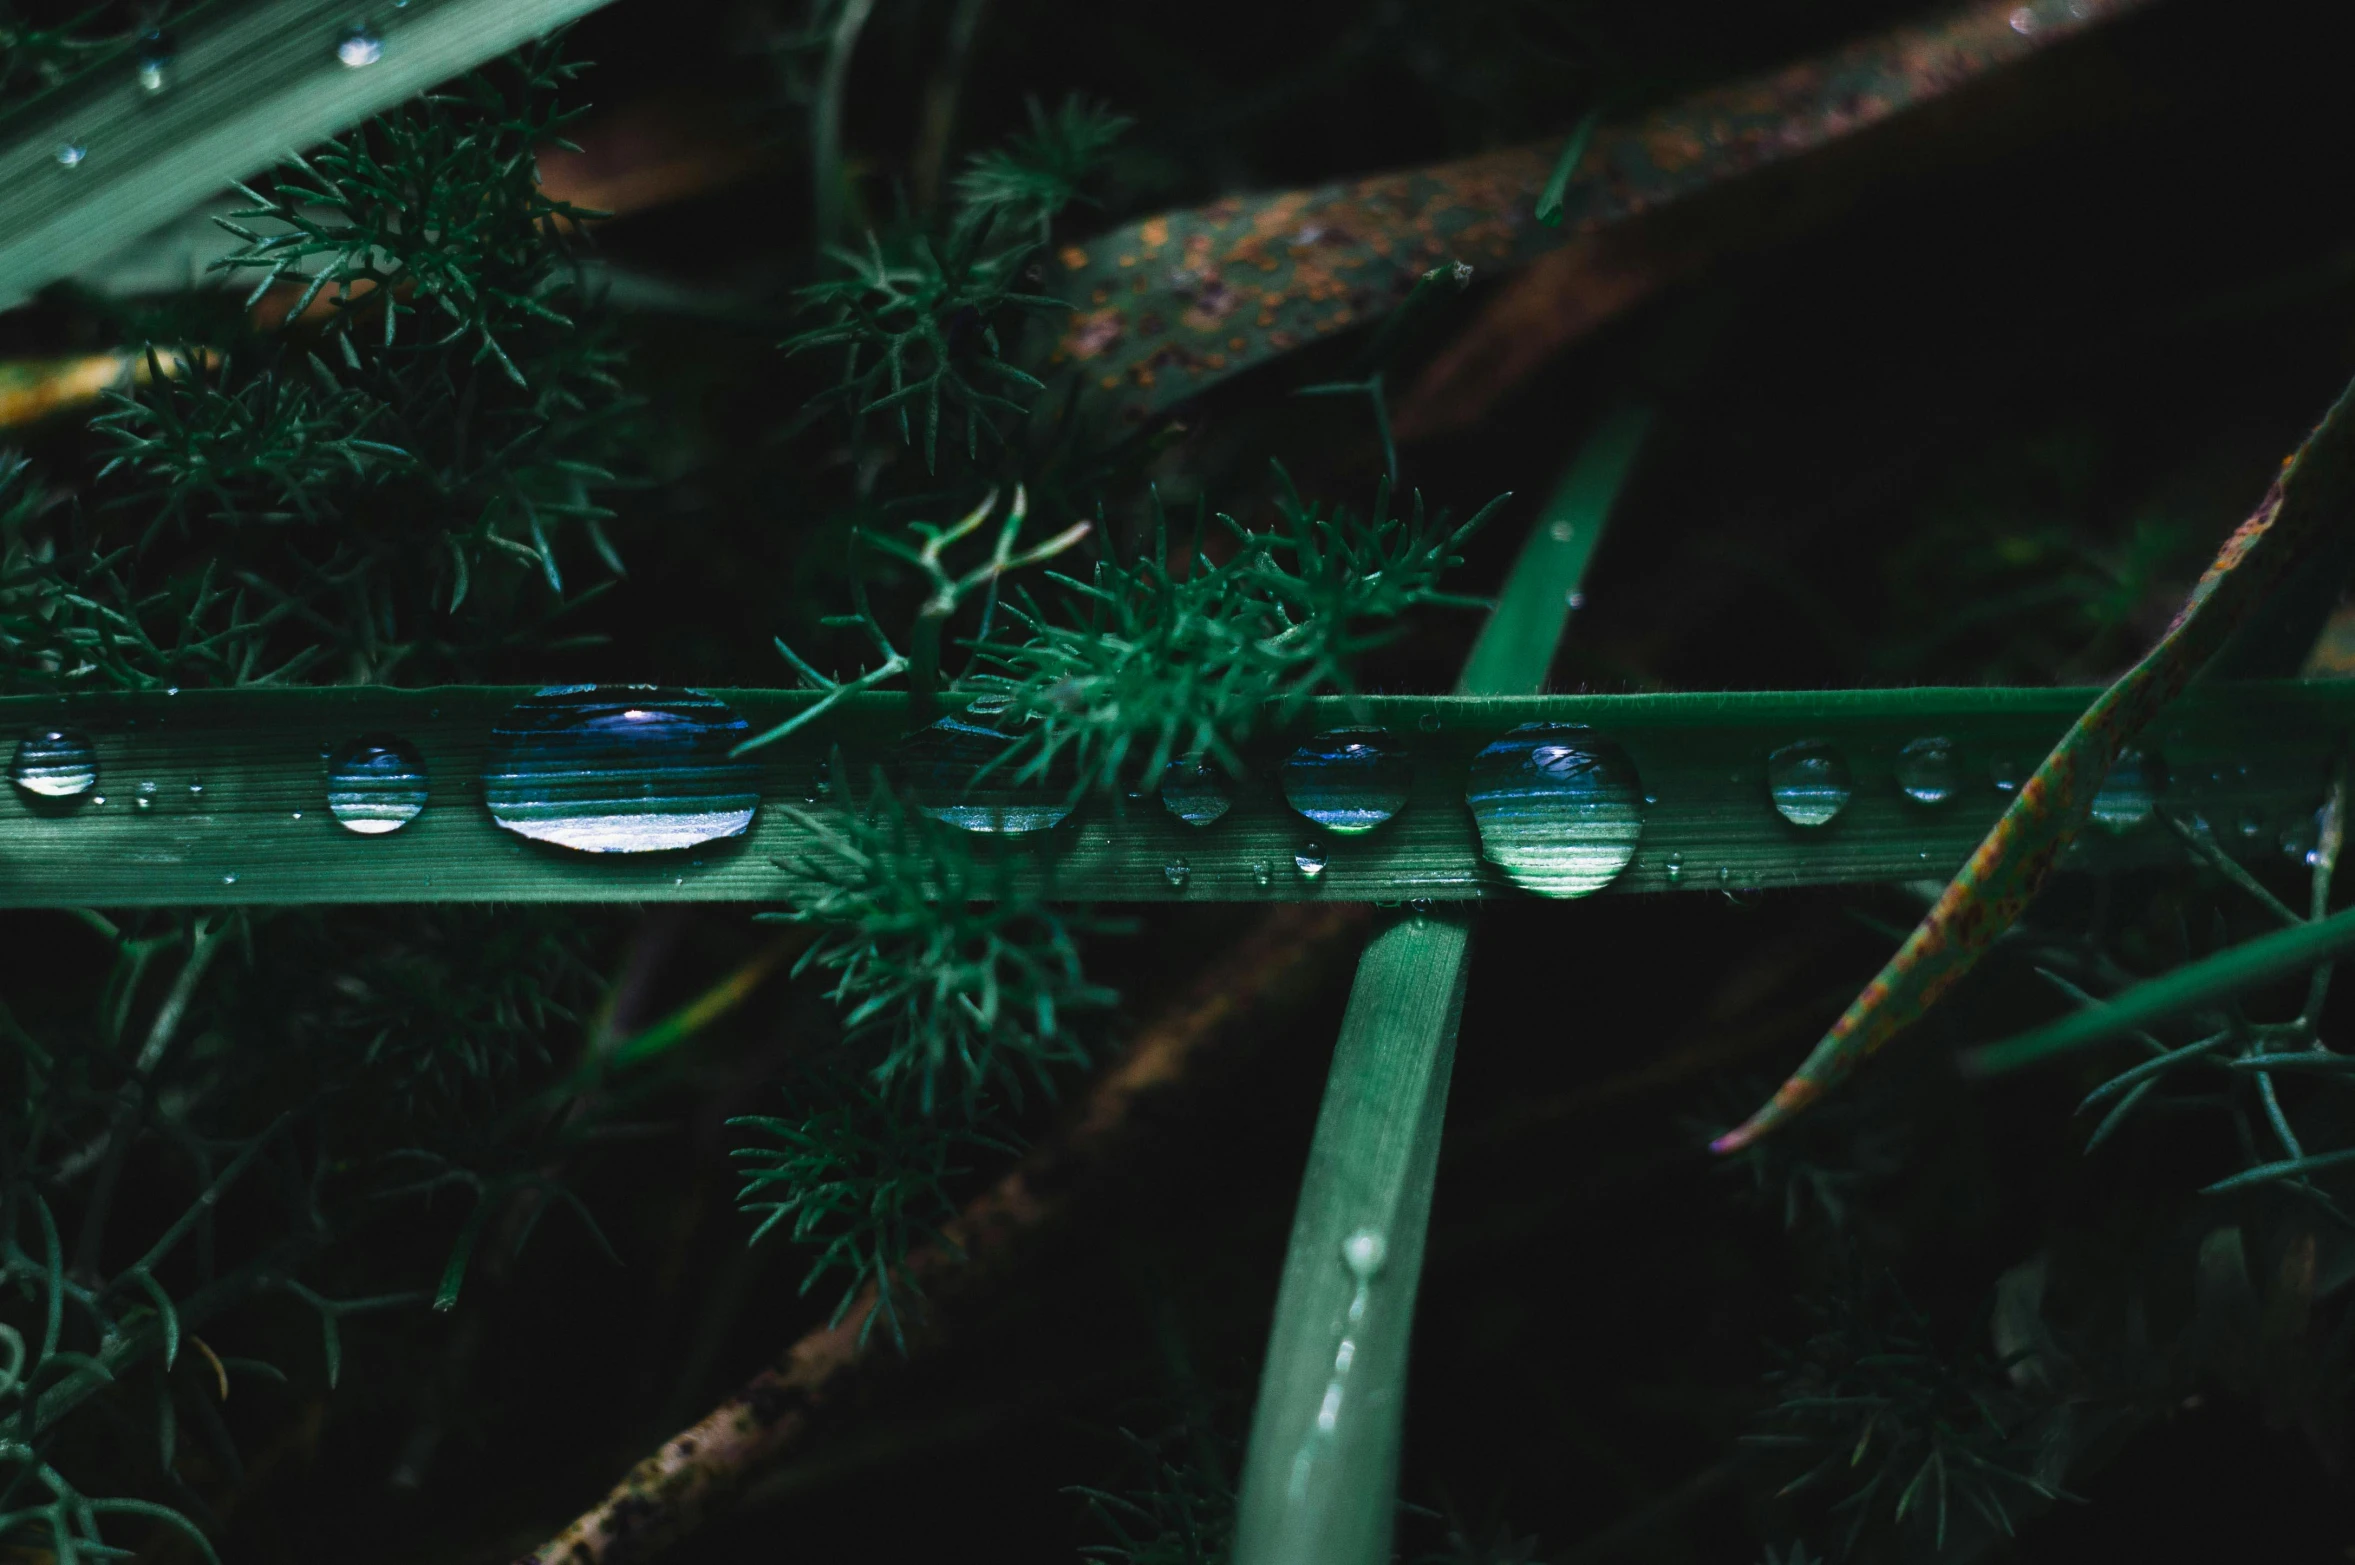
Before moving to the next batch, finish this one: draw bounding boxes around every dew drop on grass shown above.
[1766,739,1852,827]
[1465,723,1644,898]
[1991,753,2027,794]
[326,734,428,835]
[11,728,98,800]
[134,781,157,812]
[1295,841,1329,879]
[1895,736,1959,805]
[187,782,204,799]
[1159,756,1234,826]
[483,686,759,853]
[55,142,87,167]
[2090,747,2166,833]
[221,872,237,885]
[1664,851,1683,884]
[337,26,383,67]
[892,715,1072,834]
[135,31,173,91]
[1164,858,1190,889]
[1251,858,1272,887]
[1281,727,1411,834]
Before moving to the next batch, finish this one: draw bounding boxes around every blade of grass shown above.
[1961,905,2355,1078]
[0,0,624,309]
[1232,407,1651,1565]
[1716,369,2355,1152]
[0,681,2349,905]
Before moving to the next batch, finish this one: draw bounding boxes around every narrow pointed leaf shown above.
[1716,371,2355,1152]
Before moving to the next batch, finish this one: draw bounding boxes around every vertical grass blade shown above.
[1232,406,1655,1565]
[0,0,623,309]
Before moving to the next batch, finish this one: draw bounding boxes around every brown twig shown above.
[512,901,1370,1565]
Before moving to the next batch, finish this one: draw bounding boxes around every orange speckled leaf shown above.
[1047,0,2153,427]
[1714,372,2355,1154]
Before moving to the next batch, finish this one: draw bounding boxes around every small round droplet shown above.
[1251,859,1273,887]
[1664,852,1683,884]
[1991,754,2027,794]
[1417,712,1442,733]
[1548,519,1576,544]
[2090,747,2166,834]
[12,728,98,800]
[1895,736,1960,806]
[326,734,429,835]
[134,780,157,812]
[1281,728,1412,835]
[221,872,237,886]
[55,143,87,168]
[91,796,105,807]
[1408,897,1434,916]
[291,811,303,820]
[894,715,1072,834]
[187,781,204,798]
[135,31,174,92]
[1295,841,1329,879]
[1766,740,1852,828]
[1342,1228,1387,1278]
[1564,590,1587,611]
[1163,858,1191,889]
[485,686,760,853]
[337,26,384,67]
[1160,757,1234,827]
[2008,5,2037,34]
[1465,724,1644,898]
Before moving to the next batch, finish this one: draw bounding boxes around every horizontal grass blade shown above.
[0,683,2348,905]
[0,0,622,309]
[1962,904,2355,1078]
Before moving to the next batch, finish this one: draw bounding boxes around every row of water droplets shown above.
[0,689,2238,893]
[53,19,394,169]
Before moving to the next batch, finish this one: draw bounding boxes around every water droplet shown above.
[55,143,87,168]
[135,30,174,92]
[2089,747,2165,834]
[1160,756,1234,827]
[893,715,1072,833]
[1664,852,1683,884]
[2239,814,2263,841]
[1548,519,1576,544]
[337,26,383,67]
[2008,5,2037,34]
[134,781,157,812]
[1342,1228,1387,1278]
[1281,728,1411,835]
[1251,859,1272,887]
[1766,740,1852,828]
[1164,858,1191,889]
[1464,723,1644,898]
[1417,712,1441,733]
[483,686,759,853]
[290,811,302,820]
[1295,841,1329,879]
[1991,753,2027,794]
[1895,736,1959,806]
[187,782,204,799]
[221,872,237,885]
[326,733,428,835]
[11,728,98,800]
[91,796,105,807]
[1564,590,1587,611]
[1408,897,1433,916]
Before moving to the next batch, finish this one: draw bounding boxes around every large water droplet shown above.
[1895,736,1959,806]
[1160,756,1234,827]
[1295,841,1329,879]
[2090,747,2165,833]
[1465,723,1644,898]
[326,734,428,835]
[1281,727,1411,835]
[893,715,1073,833]
[483,686,759,853]
[1766,740,1852,828]
[12,728,97,800]
[336,26,383,67]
